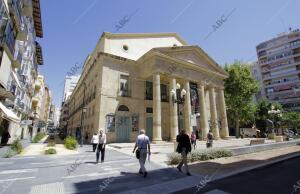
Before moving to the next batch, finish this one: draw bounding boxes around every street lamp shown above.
[170,83,186,133]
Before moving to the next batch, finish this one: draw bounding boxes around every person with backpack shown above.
[206,130,214,148]
[191,131,197,150]
[96,129,106,163]
[132,129,151,178]
[176,129,192,176]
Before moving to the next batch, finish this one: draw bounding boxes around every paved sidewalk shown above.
[0,138,31,158]
[118,145,300,194]
[108,138,276,166]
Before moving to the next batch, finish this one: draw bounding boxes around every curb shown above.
[210,151,300,183]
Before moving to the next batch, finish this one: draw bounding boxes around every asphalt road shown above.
[173,156,300,194]
[0,144,185,194]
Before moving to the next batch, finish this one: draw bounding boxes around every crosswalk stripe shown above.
[29,182,65,194]
[62,171,119,179]
[0,168,38,174]
[0,177,35,183]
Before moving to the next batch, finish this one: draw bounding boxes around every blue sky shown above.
[38,0,300,106]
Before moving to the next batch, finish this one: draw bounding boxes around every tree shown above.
[282,111,300,131]
[224,61,259,137]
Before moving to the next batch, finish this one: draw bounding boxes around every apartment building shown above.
[0,0,44,143]
[67,32,230,143]
[256,29,300,110]
[62,75,80,103]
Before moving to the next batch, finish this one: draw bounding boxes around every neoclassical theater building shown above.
[67,32,230,143]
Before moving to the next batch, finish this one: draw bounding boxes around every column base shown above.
[221,136,231,140]
[169,138,176,142]
[152,139,163,144]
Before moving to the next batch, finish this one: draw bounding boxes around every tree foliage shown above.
[224,61,260,137]
[255,99,283,132]
[281,111,300,130]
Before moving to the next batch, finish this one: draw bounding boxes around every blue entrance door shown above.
[116,116,131,142]
[146,117,153,140]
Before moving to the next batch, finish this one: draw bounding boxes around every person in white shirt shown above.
[96,129,106,163]
[132,129,151,178]
[91,133,99,152]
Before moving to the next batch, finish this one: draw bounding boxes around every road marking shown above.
[29,182,65,194]
[122,163,135,167]
[31,161,56,165]
[0,162,13,165]
[0,168,38,174]
[204,189,231,194]
[103,167,120,171]
[11,156,35,159]
[62,171,119,179]
[0,176,35,183]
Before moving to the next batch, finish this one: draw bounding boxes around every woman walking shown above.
[176,129,192,176]
[96,130,106,163]
[91,133,99,152]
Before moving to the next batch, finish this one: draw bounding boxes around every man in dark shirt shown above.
[176,129,192,176]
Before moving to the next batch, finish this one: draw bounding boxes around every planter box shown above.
[275,136,283,142]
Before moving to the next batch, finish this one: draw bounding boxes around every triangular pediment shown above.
[154,46,227,76]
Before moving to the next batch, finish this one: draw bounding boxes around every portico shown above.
[138,46,230,142]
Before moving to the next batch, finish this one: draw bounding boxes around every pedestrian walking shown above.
[176,129,192,176]
[132,129,151,178]
[206,130,214,148]
[96,129,106,163]
[91,133,99,152]
[191,131,197,150]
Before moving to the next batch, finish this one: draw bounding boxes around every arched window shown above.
[118,105,129,111]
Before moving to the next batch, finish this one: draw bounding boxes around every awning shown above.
[0,102,20,122]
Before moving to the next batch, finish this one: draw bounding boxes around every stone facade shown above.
[67,32,229,143]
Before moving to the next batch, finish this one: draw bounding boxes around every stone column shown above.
[209,86,220,139]
[184,80,193,135]
[169,77,178,142]
[218,88,229,139]
[198,83,209,139]
[153,72,162,142]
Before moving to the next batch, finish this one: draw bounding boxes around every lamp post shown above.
[80,82,87,147]
[171,83,186,133]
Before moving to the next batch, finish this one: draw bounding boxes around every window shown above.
[118,105,129,111]
[120,75,130,97]
[161,84,168,102]
[105,114,115,132]
[146,107,153,113]
[145,81,153,100]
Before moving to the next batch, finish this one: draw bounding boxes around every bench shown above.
[250,138,265,146]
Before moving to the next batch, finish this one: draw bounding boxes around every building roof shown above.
[100,32,189,46]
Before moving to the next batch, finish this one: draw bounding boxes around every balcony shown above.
[35,41,43,65]
[3,23,16,58]
[22,0,33,16]
[263,69,300,81]
[12,51,22,68]
[8,0,22,31]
